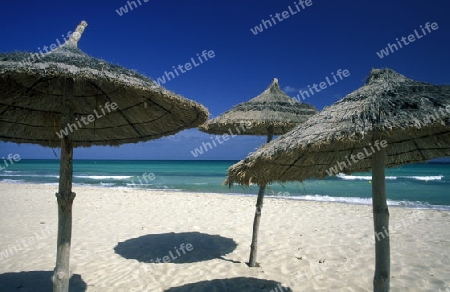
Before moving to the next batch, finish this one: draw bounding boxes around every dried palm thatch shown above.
[199,78,317,136]
[0,22,208,148]
[200,78,317,268]
[227,68,450,186]
[227,68,450,291]
[0,21,209,292]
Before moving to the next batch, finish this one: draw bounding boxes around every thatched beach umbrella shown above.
[0,21,208,292]
[227,68,450,291]
[200,78,317,267]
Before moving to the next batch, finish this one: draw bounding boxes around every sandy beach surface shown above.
[0,182,449,291]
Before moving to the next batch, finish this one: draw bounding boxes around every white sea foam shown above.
[404,175,443,181]
[265,194,450,210]
[0,179,25,183]
[336,174,444,181]
[336,174,397,180]
[0,174,59,178]
[75,175,132,180]
[99,182,115,186]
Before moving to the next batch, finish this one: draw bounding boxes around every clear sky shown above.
[1,0,449,160]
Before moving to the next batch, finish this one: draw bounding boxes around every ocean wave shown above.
[0,174,59,178]
[99,182,116,186]
[0,179,25,183]
[124,183,179,189]
[336,174,444,181]
[267,194,450,210]
[403,175,444,181]
[125,183,154,186]
[75,175,132,180]
[336,174,397,180]
[281,194,373,205]
[121,185,183,191]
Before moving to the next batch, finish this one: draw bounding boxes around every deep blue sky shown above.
[1,0,449,160]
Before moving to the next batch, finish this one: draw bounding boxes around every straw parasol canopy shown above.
[227,68,450,291]
[0,21,208,292]
[200,78,317,267]
[199,78,317,137]
[0,22,208,148]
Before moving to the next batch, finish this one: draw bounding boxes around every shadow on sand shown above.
[114,231,237,264]
[0,271,87,292]
[164,277,292,292]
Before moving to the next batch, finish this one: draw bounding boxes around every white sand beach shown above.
[0,182,449,291]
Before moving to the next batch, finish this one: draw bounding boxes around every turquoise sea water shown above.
[0,160,449,210]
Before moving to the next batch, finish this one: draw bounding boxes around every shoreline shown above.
[1,180,449,211]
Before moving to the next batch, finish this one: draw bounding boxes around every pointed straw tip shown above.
[67,21,88,47]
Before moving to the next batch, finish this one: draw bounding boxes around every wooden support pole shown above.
[371,131,390,292]
[248,127,274,267]
[53,78,76,292]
